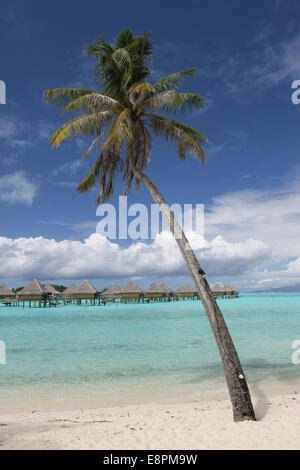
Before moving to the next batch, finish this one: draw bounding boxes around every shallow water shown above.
[0,293,299,408]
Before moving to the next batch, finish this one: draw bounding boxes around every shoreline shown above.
[1,381,300,450]
[1,373,299,414]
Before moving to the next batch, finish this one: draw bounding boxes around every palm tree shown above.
[44,29,256,422]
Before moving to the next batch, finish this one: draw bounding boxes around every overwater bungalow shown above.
[0,284,16,306]
[101,285,121,301]
[160,283,173,300]
[18,279,49,307]
[212,283,239,298]
[61,284,77,300]
[175,284,198,300]
[145,282,165,302]
[223,284,239,298]
[161,283,172,295]
[212,283,224,297]
[44,284,60,297]
[73,280,99,305]
[0,284,15,299]
[120,281,143,303]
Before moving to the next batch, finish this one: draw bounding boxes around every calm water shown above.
[0,293,299,407]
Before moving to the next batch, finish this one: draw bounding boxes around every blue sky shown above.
[1,0,300,290]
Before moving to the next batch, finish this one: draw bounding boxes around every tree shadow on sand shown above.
[246,359,299,421]
[251,385,271,421]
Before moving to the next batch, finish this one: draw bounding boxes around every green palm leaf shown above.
[43,88,93,108]
[144,91,204,114]
[62,93,122,115]
[152,68,196,92]
[145,113,208,162]
[50,111,113,147]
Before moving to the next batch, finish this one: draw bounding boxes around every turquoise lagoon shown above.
[0,293,299,409]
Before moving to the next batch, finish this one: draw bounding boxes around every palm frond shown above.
[128,81,155,108]
[77,151,104,193]
[115,29,135,48]
[152,68,196,92]
[112,47,134,91]
[78,147,121,204]
[43,88,93,108]
[144,91,204,114]
[145,113,208,162]
[82,130,106,158]
[62,93,122,115]
[50,111,113,147]
[102,108,133,152]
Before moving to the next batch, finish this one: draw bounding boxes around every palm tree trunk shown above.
[129,158,256,422]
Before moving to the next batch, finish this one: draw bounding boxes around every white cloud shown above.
[0,231,267,281]
[200,30,300,97]
[52,159,87,176]
[0,171,38,206]
[0,118,16,139]
[0,115,57,150]
[198,172,300,288]
[251,32,300,88]
[205,180,300,261]
[0,115,32,148]
[1,171,300,288]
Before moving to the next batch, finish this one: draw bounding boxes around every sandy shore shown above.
[1,385,300,450]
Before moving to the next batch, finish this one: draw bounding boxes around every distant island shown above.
[251,283,300,293]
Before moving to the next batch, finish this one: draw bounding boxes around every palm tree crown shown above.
[44,29,209,204]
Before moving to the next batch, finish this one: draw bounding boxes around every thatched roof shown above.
[44,284,60,295]
[19,279,48,295]
[62,284,77,296]
[145,282,164,294]
[223,284,239,293]
[161,283,172,293]
[0,284,15,297]
[121,281,142,294]
[74,280,98,294]
[176,284,196,293]
[102,285,121,296]
[212,283,224,292]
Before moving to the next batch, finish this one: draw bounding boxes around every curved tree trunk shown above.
[128,157,256,422]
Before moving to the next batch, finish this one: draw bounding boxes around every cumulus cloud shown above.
[197,173,300,288]
[205,178,300,261]
[1,170,299,288]
[0,171,38,206]
[0,231,268,281]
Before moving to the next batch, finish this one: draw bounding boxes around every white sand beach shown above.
[1,384,300,450]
